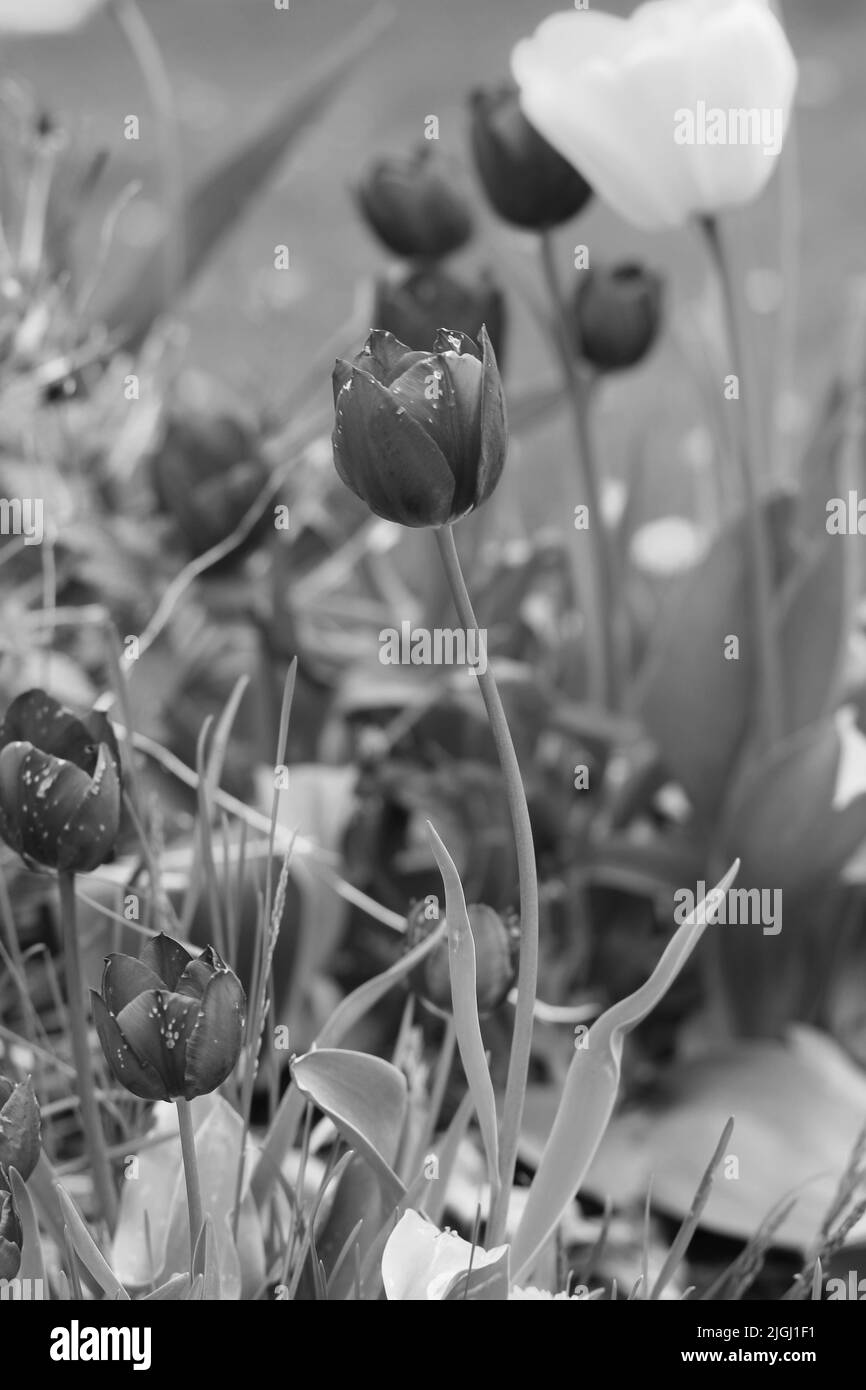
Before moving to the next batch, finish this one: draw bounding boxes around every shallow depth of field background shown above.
[6,0,865,404]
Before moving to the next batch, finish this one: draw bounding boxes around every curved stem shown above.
[701,216,783,745]
[111,0,185,312]
[434,525,538,1245]
[539,230,617,709]
[58,872,118,1229]
[176,1097,204,1274]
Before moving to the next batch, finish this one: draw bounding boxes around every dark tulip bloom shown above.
[0,689,121,874]
[469,85,592,230]
[356,146,473,260]
[571,263,664,371]
[0,1189,22,1280]
[405,901,518,1018]
[332,326,507,529]
[91,932,246,1102]
[152,399,272,562]
[373,266,507,365]
[0,1076,41,1186]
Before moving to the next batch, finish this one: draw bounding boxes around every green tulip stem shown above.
[58,872,118,1229]
[701,215,783,745]
[434,524,538,1245]
[176,1098,204,1274]
[539,230,617,710]
[110,0,185,313]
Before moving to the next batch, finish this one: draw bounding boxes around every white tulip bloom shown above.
[512,0,798,231]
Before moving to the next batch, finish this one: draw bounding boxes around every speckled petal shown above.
[0,1075,41,1181]
[183,966,246,1099]
[116,989,200,1098]
[101,953,166,1015]
[91,991,170,1102]
[0,689,95,769]
[56,742,120,873]
[139,932,195,990]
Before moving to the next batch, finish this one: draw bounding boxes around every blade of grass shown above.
[650,1117,735,1299]
[512,861,740,1282]
[427,822,500,1215]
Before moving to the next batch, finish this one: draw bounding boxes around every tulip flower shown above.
[151,392,271,563]
[0,1076,41,1187]
[0,0,106,32]
[383,1211,509,1300]
[0,1189,22,1281]
[382,1211,587,1300]
[373,266,506,364]
[355,147,473,260]
[572,263,664,371]
[0,689,121,875]
[91,932,246,1103]
[332,327,506,528]
[405,901,518,1018]
[511,0,798,231]
[470,85,592,230]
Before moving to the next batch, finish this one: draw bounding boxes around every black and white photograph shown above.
[0,0,864,1350]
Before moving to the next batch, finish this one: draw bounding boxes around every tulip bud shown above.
[356,147,473,260]
[469,85,592,230]
[0,1076,41,1185]
[405,901,518,1018]
[0,689,121,874]
[151,386,271,562]
[332,326,506,529]
[571,264,663,372]
[0,1189,22,1281]
[372,266,507,365]
[91,932,246,1102]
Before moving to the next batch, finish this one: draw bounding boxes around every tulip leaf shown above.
[427,821,500,1201]
[8,1167,45,1286]
[56,1184,130,1300]
[636,499,792,821]
[252,917,447,1208]
[102,7,391,347]
[192,1216,221,1301]
[291,1049,408,1208]
[777,533,850,735]
[584,1026,866,1249]
[511,862,739,1282]
[111,1094,264,1299]
[317,1157,386,1300]
[715,715,866,1031]
[720,717,866,893]
[139,1272,190,1301]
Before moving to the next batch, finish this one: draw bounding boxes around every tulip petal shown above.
[116,989,200,1097]
[91,991,170,1102]
[0,742,28,857]
[382,1210,509,1300]
[389,353,474,494]
[511,1,797,231]
[183,966,245,1099]
[357,329,428,387]
[56,742,120,873]
[102,953,166,1015]
[140,932,195,990]
[433,328,481,361]
[4,745,93,871]
[0,689,96,770]
[0,1076,41,1181]
[332,368,457,527]
[474,326,508,509]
